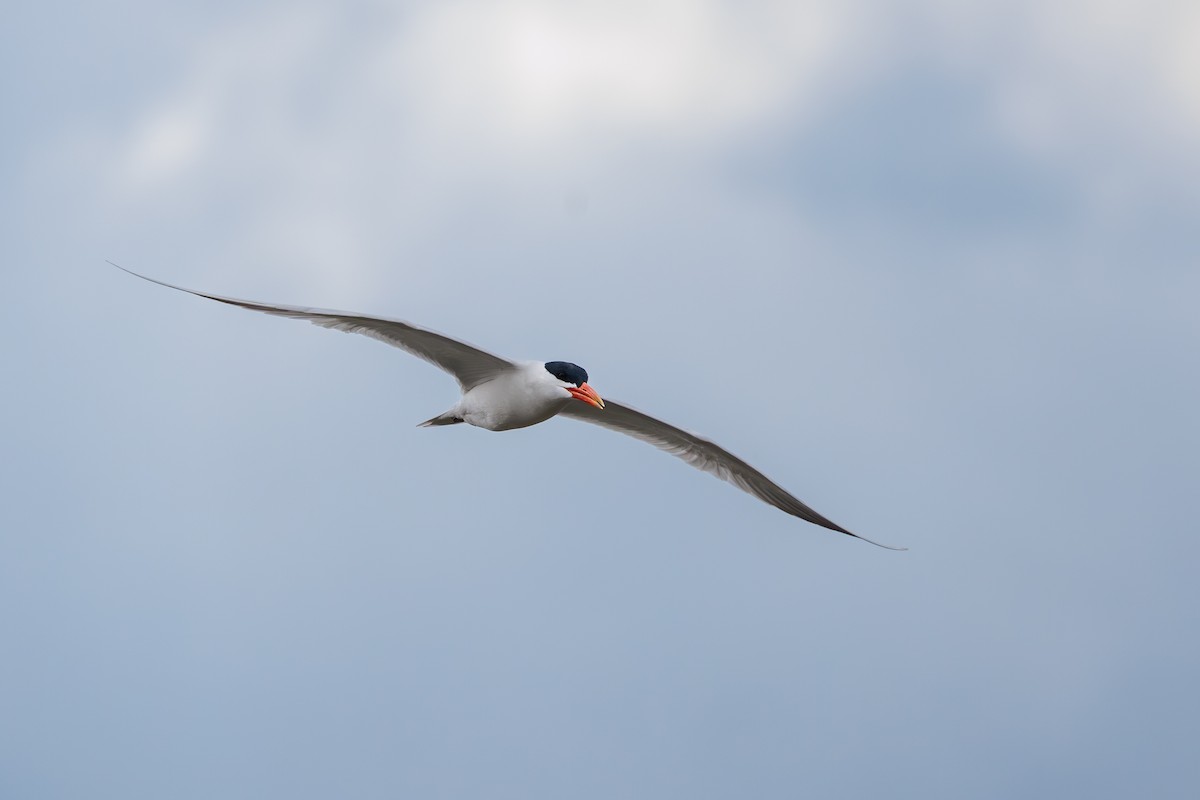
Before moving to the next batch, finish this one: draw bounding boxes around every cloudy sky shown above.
[3,1,1199,797]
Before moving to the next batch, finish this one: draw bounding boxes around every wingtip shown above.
[852,532,908,551]
[832,523,907,551]
[108,260,156,284]
[109,261,211,301]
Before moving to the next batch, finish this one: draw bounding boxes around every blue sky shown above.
[3,1,1199,797]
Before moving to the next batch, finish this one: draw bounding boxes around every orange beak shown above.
[567,382,605,409]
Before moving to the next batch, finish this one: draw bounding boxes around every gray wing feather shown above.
[559,399,904,549]
[116,265,513,391]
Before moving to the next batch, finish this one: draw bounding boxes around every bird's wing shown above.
[558,399,904,550]
[116,265,514,391]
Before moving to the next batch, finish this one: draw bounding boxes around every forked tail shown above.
[417,411,464,427]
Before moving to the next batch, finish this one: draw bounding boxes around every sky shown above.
[2,0,1199,797]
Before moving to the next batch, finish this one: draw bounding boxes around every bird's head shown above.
[544,361,604,409]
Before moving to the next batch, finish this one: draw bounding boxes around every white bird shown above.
[117,265,904,550]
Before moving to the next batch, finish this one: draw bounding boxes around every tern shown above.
[117,265,903,550]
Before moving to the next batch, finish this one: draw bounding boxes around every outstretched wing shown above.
[115,264,514,391]
[559,398,904,550]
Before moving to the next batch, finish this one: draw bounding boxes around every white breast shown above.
[457,362,570,431]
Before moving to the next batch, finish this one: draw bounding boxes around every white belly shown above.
[458,371,570,431]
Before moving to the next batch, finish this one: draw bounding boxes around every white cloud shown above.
[379,0,851,157]
[82,0,1200,300]
[89,0,865,299]
[938,1,1200,170]
[119,98,213,190]
[110,6,347,195]
[100,1,1200,204]
[105,1,857,201]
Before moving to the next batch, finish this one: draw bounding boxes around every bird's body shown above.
[116,264,903,550]
[446,362,574,431]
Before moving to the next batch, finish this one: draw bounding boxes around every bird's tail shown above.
[417,411,464,427]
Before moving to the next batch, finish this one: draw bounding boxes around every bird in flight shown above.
[116,264,903,550]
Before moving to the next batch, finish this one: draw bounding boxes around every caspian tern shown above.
[117,265,903,550]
